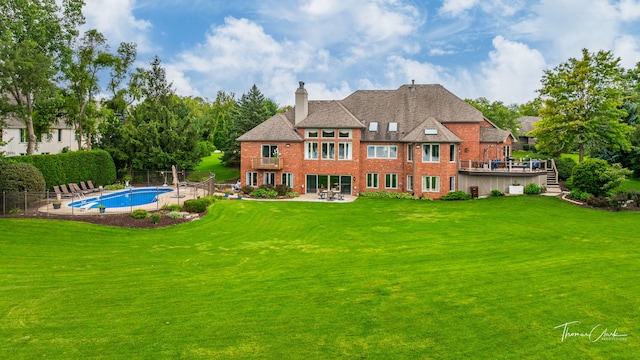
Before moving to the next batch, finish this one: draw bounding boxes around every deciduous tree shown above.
[531,49,632,162]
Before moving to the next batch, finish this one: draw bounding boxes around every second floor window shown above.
[305,142,318,159]
[422,144,440,162]
[338,142,352,160]
[367,145,397,159]
[322,142,335,159]
[262,144,278,158]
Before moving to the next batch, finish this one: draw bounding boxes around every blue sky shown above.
[82,0,640,106]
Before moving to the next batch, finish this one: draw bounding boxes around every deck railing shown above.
[459,159,548,173]
[251,157,284,170]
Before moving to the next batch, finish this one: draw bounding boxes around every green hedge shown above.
[0,163,46,192]
[12,150,116,189]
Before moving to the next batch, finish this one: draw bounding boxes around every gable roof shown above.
[402,117,462,143]
[294,101,365,129]
[517,116,541,135]
[236,113,304,142]
[480,126,514,143]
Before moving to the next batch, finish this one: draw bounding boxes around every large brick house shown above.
[237,82,535,199]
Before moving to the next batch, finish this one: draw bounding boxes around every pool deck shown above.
[39,186,209,215]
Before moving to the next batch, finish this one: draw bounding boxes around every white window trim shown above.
[321,142,335,160]
[305,129,319,138]
[422,175,440,193]
[338,129,352,138]
[407,175,413,191]
[422,143,440,163]
[305,141,318,159]
[367,145,398,159]
[338,142,352,160]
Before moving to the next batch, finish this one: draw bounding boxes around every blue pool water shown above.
[68,187,174,209]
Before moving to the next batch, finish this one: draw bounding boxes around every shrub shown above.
[240,185,255,194]
[184,198,209,213]
[608,192,629,211]
[586,196,609,208]
[151,213,162,224]
[286,191,299,198]
[554,157,576,181]
[629,190,640,208]
[104,184,126,190]
[162,204,183,212]
[260,183,275,191]
[0,163,46,192]
[131,209,150,219]
[167,211,183,219]
[359,191,418,200]
[524,183,541,195]
[275,184,292,197]
[491,190,504,197]
[568,159,631,197]
[440,191,472,200]
[251,188,279,198]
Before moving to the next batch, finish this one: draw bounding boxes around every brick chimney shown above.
[295,81,308,124]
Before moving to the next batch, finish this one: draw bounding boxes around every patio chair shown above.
[80,181,98,193]
[60,184,74,197]
[69,183,89,194]
[87,180,99,192]
[53,185,73,198]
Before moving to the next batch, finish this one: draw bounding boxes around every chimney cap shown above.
[299,81,305,89]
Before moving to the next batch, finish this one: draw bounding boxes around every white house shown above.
[1,117,79,156]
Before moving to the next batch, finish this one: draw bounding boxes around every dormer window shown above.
[369,122,378,132]
[389,122,398,132]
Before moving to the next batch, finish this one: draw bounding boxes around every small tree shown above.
[567,159,631,196]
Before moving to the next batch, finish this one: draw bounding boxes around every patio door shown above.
[305,174,352,194]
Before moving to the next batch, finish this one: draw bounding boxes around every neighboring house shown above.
[0,116,79,156]
[514,116,541,150]
[238,82,546,199]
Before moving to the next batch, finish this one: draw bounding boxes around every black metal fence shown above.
[1,176,217,216]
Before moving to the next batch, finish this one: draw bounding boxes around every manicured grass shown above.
[1,197,638,359]
[194,152,239,182]
[619,178,640,191]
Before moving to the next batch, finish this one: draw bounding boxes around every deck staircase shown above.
[545,160,562,196]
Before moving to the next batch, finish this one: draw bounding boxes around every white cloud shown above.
[614,35,640,69]
[440,0,479,16]
[617,0,640,21]
[83,0,154,53]
[479,36,546,104]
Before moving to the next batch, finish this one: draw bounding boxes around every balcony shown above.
[252,157,284,170]
[458,159,549,174]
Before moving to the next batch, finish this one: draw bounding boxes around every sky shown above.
[81,0,640,107]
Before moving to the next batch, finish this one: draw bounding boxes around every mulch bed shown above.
[2,211,197,229]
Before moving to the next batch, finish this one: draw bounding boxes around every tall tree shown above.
[465,97,520,136]
[531,49,632,162]
[210,90,236,151]
[0,0,84,154]
[62,29,114,150]
[221,84,276,166]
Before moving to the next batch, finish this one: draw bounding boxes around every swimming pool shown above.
[68,187,174,209]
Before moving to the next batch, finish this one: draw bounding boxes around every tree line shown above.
[2,2,640,179]
[0,0,281,176]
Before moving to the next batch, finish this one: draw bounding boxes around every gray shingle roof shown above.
[236,114,304,142]
[480,126,513,143]
[517,116,541,135]
[2,116,71,129]
[238,83,497,143]
[402,117,462,143]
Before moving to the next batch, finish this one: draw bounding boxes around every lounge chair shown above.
[87,180,99,192]
[80,181,98,193]
[69,183,89,194]
[53,185,73,198]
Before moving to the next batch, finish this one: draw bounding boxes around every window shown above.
[339,130,351,138]
[264,172,275,185]
[422,143,440,162]
[504,145,511,159]
[20,129,28,143]
[305,142,318,159]
[369,122,378,131]
[322,142,335,159]
[322,130,335,138]
[385,174,398,189]
[367,145,398,159]
[407,175,413,191]
[262,144,278,158]
[422,176,440,192]
[338,142,352,160]
[449,144,456,162]
[306,129,318,138]
[58,129,63,142]
[407,145,413,162]
[366,173,379,188]
[282,173,293,188]
[388,122,398,132]
[449,176,456,192]
[246,172,258,187]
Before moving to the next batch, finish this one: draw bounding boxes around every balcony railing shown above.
[459,159,548,173]
[252,157,284,170]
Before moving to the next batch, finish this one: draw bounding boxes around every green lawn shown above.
[194,152,239,182]
[1,197,638,359]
